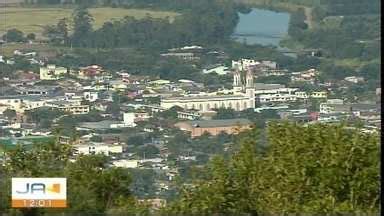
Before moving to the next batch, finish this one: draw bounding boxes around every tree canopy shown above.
[166,122,380,214]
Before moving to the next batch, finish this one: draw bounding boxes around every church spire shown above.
[233,68,241,87]
[246,68,254,88]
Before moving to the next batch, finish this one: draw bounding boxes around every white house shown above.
[254,84,298,104]
[83,91,98,102]
[232,58,260,71]
[73,142,123,156]
[112,159,139,168]
[320,99,346,114]
[258,93,297,104]
[46,100,90,115]
[310,91,327,99]
[40,64,67,80]
[295,91,309,99]
[0,96,51,113]
[123,112,137,127]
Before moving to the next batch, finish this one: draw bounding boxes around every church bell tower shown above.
[233,68,242,93]
[245,69,255,108]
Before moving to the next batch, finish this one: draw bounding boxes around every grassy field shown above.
[0,7,179,37]
[0,42,65,56]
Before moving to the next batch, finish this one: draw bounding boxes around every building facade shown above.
[40,64,67,80]
[175,118,252,137]
[161,69,255,112]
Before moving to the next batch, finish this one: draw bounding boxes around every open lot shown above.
[0,7,179,37]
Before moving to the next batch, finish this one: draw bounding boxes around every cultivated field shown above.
[0,7,179,37]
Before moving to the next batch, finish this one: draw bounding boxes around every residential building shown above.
[232,58,259,71]
[258,93,297,104]
[15,85,59,96]
[46,100,90,114]
[254,84,298,104]
[0,95,51,113]
[83,91,99,102]
[111,159,139,168]
[73,142,123,156]
[291,69,317,84]
[77,120,124,131]
[40,64,67,80]
[320,99,347,114]
[78,65,107,80]
[310,91,327,98]
[160,52,199,61]
[295,91,309,99]
[123,112,137,127]
[262,69,288,76]
[174,118,252,137]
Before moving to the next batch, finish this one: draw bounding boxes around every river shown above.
[232,8,290,48]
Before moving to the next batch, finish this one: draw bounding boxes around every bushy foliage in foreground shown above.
[166,122,380,215]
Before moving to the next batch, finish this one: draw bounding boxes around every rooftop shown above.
[163,94,249,101]
[254,83,285,90]
[78,120,121,130]
[178,118,252,128]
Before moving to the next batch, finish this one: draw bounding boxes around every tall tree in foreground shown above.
[165,122,379,215]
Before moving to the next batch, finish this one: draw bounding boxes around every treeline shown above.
[44,0,241,49]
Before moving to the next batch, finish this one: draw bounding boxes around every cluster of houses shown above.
[0,54,380,134]
[0,47,380,206]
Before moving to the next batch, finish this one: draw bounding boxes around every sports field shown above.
[0,7,179,37]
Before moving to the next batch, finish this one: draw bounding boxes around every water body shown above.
[232,8,290,47]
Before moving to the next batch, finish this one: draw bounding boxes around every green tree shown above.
[3,109,16,120]
[90,135,103,142]
[2,28,25,42]
[26,33,36,40]
[136,144,160,158]
[71,7,94,47]
[213,107,237,119]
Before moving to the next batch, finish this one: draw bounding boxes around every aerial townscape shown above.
[0,0,380,215]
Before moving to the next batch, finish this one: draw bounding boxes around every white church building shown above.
[161,68,256,112]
